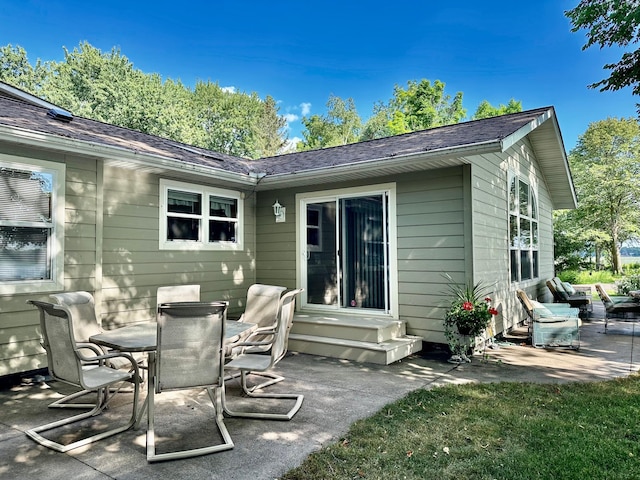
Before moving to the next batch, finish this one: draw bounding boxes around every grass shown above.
[558,270,617,284]
[281,376,640,480]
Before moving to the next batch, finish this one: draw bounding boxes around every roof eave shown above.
[255,139,502,190]
[0,123,257,188]
[503,108,577,210]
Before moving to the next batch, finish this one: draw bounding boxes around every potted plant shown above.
[442,274,498,363]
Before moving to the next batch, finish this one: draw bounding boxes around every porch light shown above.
[272,200,286,223]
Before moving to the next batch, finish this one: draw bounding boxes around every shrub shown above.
[557,270,579,283]
[616,274,640,294]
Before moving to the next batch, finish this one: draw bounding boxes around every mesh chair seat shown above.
[223,289,304,420]
[25,300,140,453]
[147,301,233,462]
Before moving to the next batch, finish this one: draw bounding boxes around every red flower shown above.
[484,297,492,303]
[489,307,499,316]
[462,301,474,311]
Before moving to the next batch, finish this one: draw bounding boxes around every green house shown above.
[0,81,576,378]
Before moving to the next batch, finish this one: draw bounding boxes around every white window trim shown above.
[0,155,65,295]
[508,172,539,284]
[159,178,243,251]
[295,183,399,318]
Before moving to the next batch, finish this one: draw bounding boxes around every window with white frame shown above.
[509,175,539,282]
[0,156,65,293]
[159,179,243,250]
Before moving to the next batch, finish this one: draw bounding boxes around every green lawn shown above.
[282,376,640,480]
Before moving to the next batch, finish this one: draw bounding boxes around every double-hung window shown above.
[159,179,243,250]
[509,175,538,282]
[0,156,65,294]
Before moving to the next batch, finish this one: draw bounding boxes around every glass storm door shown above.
[303,193,390,313]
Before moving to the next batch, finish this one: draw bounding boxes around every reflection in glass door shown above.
[303,193,389,312]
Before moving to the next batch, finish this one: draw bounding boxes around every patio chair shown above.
[546,279,591,317]
[515,290,581,349]
[156,284,201,311]
[225,283,286,359]
[222,289,304,420]
[50,291,145,408]
[148,301,233,462]
[516,289,579,320]
[594,283,640,332]
[25,300,140,453]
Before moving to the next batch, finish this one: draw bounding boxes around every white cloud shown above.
[300,102,311,116]
[280,137,301,154]
[284,113,299,123]
[221,86,236,93]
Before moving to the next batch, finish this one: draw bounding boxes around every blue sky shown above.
[2,0,637,151]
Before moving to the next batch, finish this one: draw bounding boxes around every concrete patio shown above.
[1,302,639,480]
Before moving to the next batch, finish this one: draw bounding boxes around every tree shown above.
[386,79,466,134]
[568,117,640,274]
[472,99,522,120]
[40,42,169,134]
[1,41,288,159]
[0,44,45,93]
[360,102,394,141]
[298,95,362,150]
[566,1,640,97]
[253,95,288,157]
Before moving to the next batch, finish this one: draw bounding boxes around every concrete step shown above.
[288,333,423,365]
[291,313,405,343]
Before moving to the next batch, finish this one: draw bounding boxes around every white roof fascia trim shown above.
[0,124,256,186]
[0,82,64,110]
[500,108,552,152]
[258,139,501,187]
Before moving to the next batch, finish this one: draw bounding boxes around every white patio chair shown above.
[222,289,304,420]
[26,300,140,453]
[50,291,144,408]
[156,284,201,311]
[148,301,233,462]
[225,283,286,359]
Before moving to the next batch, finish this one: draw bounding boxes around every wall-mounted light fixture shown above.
[272,200,286,223]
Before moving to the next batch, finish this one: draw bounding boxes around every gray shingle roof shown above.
[0,89,555,180]
[252,107,553,175]
[0,94,254,175]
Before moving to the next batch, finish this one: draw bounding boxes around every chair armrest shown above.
[534,315,580,325]
[231,339,274,348]
[76,347,140,372]
[76,342,104,356]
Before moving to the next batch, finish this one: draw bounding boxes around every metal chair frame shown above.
[26,300,140,453]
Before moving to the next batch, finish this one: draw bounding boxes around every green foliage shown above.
[566,1,640,98]
[557,269,616,284]
[297,95,362,151]
[557,269,580,284]
[282,377,640,480]
[472,98,522,120]
[388,79,466,134]
[442,274,497,357]
[616,274,640,294]
[567,117,640,273]
[0,44,46,92]
[1,41,288,159]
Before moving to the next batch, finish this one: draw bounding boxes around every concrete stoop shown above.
[288,313,423,365]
